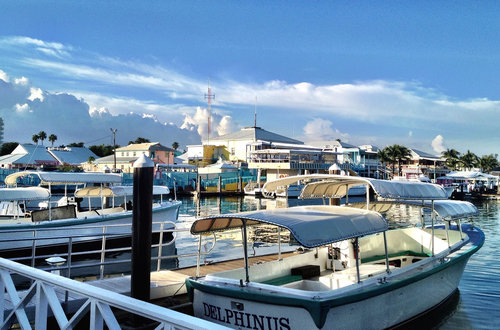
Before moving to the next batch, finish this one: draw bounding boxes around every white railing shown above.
[0,221,217,281]
[0,257,229,329]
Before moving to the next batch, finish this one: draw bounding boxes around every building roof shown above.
[411,149,440,160]
[208,127,303,145]
[49,147,97,165]
[0,144,57,165]
[117,142,174,152]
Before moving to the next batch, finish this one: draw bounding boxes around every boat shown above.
[186,174,484,329]
[0,170,181,258]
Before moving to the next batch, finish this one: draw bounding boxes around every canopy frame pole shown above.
[278,226,282,260]
[48,183,52,221]
[345,184,349,204]
[445,220,451,248]
[195,234,202,278]
[365,185,369,210]
[458,219,464,240]
[100,183,104,211]
[242,220,250,284]
[431,200,435,256]
[354,237,361,283]
[383,232,390,274]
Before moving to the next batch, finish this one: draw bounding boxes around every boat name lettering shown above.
[203,302,291,330]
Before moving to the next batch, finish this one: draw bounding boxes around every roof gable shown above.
[209,127,303,144]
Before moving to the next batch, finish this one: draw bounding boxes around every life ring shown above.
[279,174,287,178]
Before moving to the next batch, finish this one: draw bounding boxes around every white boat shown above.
[0,171,181,257]
[186,175,484,329]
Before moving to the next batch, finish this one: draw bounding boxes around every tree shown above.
[479,154,499,173]
[128,137,150,145]
[0,142,18,156]
[441,148,461,170]
[172,141,179,151]
[460,150,479,171]
[32,134,39,145]
[48,134,57,147]
[87,156,96,164]
[377,148,391,179]
[68,142,85,147]
[89,144,115,157]
[38,131,47,145]
[383,144,412,177]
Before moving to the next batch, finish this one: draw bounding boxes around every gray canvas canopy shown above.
[75,185,170,197]
[0,187,50,201]
[262,174,448,200]
[5,171,122,186]
[190,205,388,248]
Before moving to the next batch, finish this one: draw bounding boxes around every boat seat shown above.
[261,275,302,286]
[361,250,430,264]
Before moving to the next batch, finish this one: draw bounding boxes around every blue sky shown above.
[0,1,499,156]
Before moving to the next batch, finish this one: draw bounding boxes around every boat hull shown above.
[0,201,181,258]
[192,256,469,329]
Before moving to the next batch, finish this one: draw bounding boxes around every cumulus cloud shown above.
[181,106,238,140]
[303,118,349,145]
[431,135,446,154]
[14,77,29,85]
[0,73,200,148]
[0,69,8,82]
[28,87,44,101]
[14,103,29,112]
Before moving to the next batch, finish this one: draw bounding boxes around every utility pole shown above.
[204,79,215,145]
[110,128,117,172]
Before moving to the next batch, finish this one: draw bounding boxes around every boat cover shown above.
[5,171,122,186]
[0,187,51,201]
[262,174,447,200]
[348,200,478,219]
[190,205,388,248]
[74,185,170,197]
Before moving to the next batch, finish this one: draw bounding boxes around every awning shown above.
[0,187,50,201]
[190,205,388,248]
[75,185,170,197]
[262,174,448,200]
[348,200,478,219]
[5,171,122,186]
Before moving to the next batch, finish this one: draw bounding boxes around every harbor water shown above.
[173,196,500,330]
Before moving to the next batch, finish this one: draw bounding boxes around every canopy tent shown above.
[437,171,498,182]
[262,174,448,200]
[0,187,51,201]
[5,171,122,186]
[191,205,388,248]
[349,200,477,220]
[75,185,170,198]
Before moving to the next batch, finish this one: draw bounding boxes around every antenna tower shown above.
[204,79,215,144]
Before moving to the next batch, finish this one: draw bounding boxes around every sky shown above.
[0,1,499,156]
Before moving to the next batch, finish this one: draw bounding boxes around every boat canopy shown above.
[262,174,448,200]
[5,171,122,186]
[348,200,478,220]
[0,187,50,201]
[75,185,170,197]
[190,205,388,248]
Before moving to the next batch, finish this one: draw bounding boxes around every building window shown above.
[133,152,136,156]
[231,148,235,155]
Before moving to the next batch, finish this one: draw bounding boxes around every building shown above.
[323,141,383,178]
[202,126,303,164]
[400,149,448,180]
[87,142,175,173]
[0,144,97,169]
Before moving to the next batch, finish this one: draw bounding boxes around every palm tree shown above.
[38,131,47,145]
[478,154,499,173]
[441,148,461,170]
[32,134,39,145]
[383,145,399,177]
[394,145,412,177]
[48,134,57,147]
[460,150,479,171]
[172,142,179,151]
[377,148,391,179]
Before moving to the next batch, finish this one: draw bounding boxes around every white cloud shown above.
[2,36,71,58]
[14,77,29,85]
[15,103,30,112]
[408,130,413,137]
[0,69,9,82]
[28,87,44,101]
[303,118,349,145]
[431,135,446,154]
[217,115,239,136]
[181,106,237,140]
